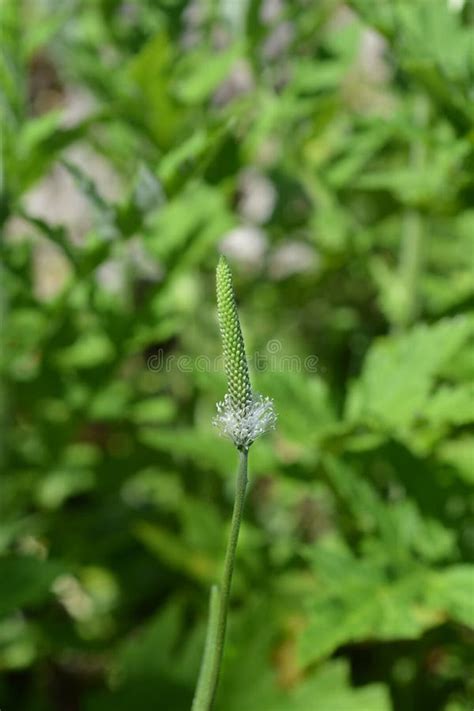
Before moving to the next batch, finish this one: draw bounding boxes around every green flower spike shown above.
[214,256,276,450]
[192,257,277,711]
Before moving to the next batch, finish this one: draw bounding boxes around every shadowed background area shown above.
[1,1,473,709]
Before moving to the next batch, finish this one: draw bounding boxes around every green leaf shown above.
[55,332,115,369]
[346,317,473,434]
[35,468,96,509]
[437,437,474,484]
[219,658,390,711]
[217,602,390,711]
[429,566,474,629]
[134,521,217,584]
[144,182,233,265]
[424,385,474,429]
[255,370,336,449]
[128,31,184,149]
[0,614,39,669]
[298,537,474,666]
[174,43,244,104]
[130,396,177,425]
[0,556,64,617]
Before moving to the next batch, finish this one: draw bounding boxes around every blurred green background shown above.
[1,1,474,709]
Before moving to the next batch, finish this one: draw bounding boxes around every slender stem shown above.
[210,449,248,705]
[192,585,220,711]
[192,448,249,711]
[396,96,427,332]
[398,207,422,329]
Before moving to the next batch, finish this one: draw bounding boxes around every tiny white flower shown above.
[213,393,277,449]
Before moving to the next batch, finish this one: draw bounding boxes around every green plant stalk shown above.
[398,207,422,329]
[191,586,220,711]
[396,96,427,331]
[192,448,248,711]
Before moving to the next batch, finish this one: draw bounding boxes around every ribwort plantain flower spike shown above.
[214,256,277,450]
[192,258,277,710]
[216,256,252,413]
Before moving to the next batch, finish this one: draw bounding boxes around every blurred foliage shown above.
[1,0,474,709]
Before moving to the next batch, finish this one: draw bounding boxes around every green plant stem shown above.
[396,96,427,331]
[192,448,248,711]
[398,207,422,329]
[191,585,220,711]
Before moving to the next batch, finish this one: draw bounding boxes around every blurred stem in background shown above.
[396,97,428,331]
[0,262,5,470]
